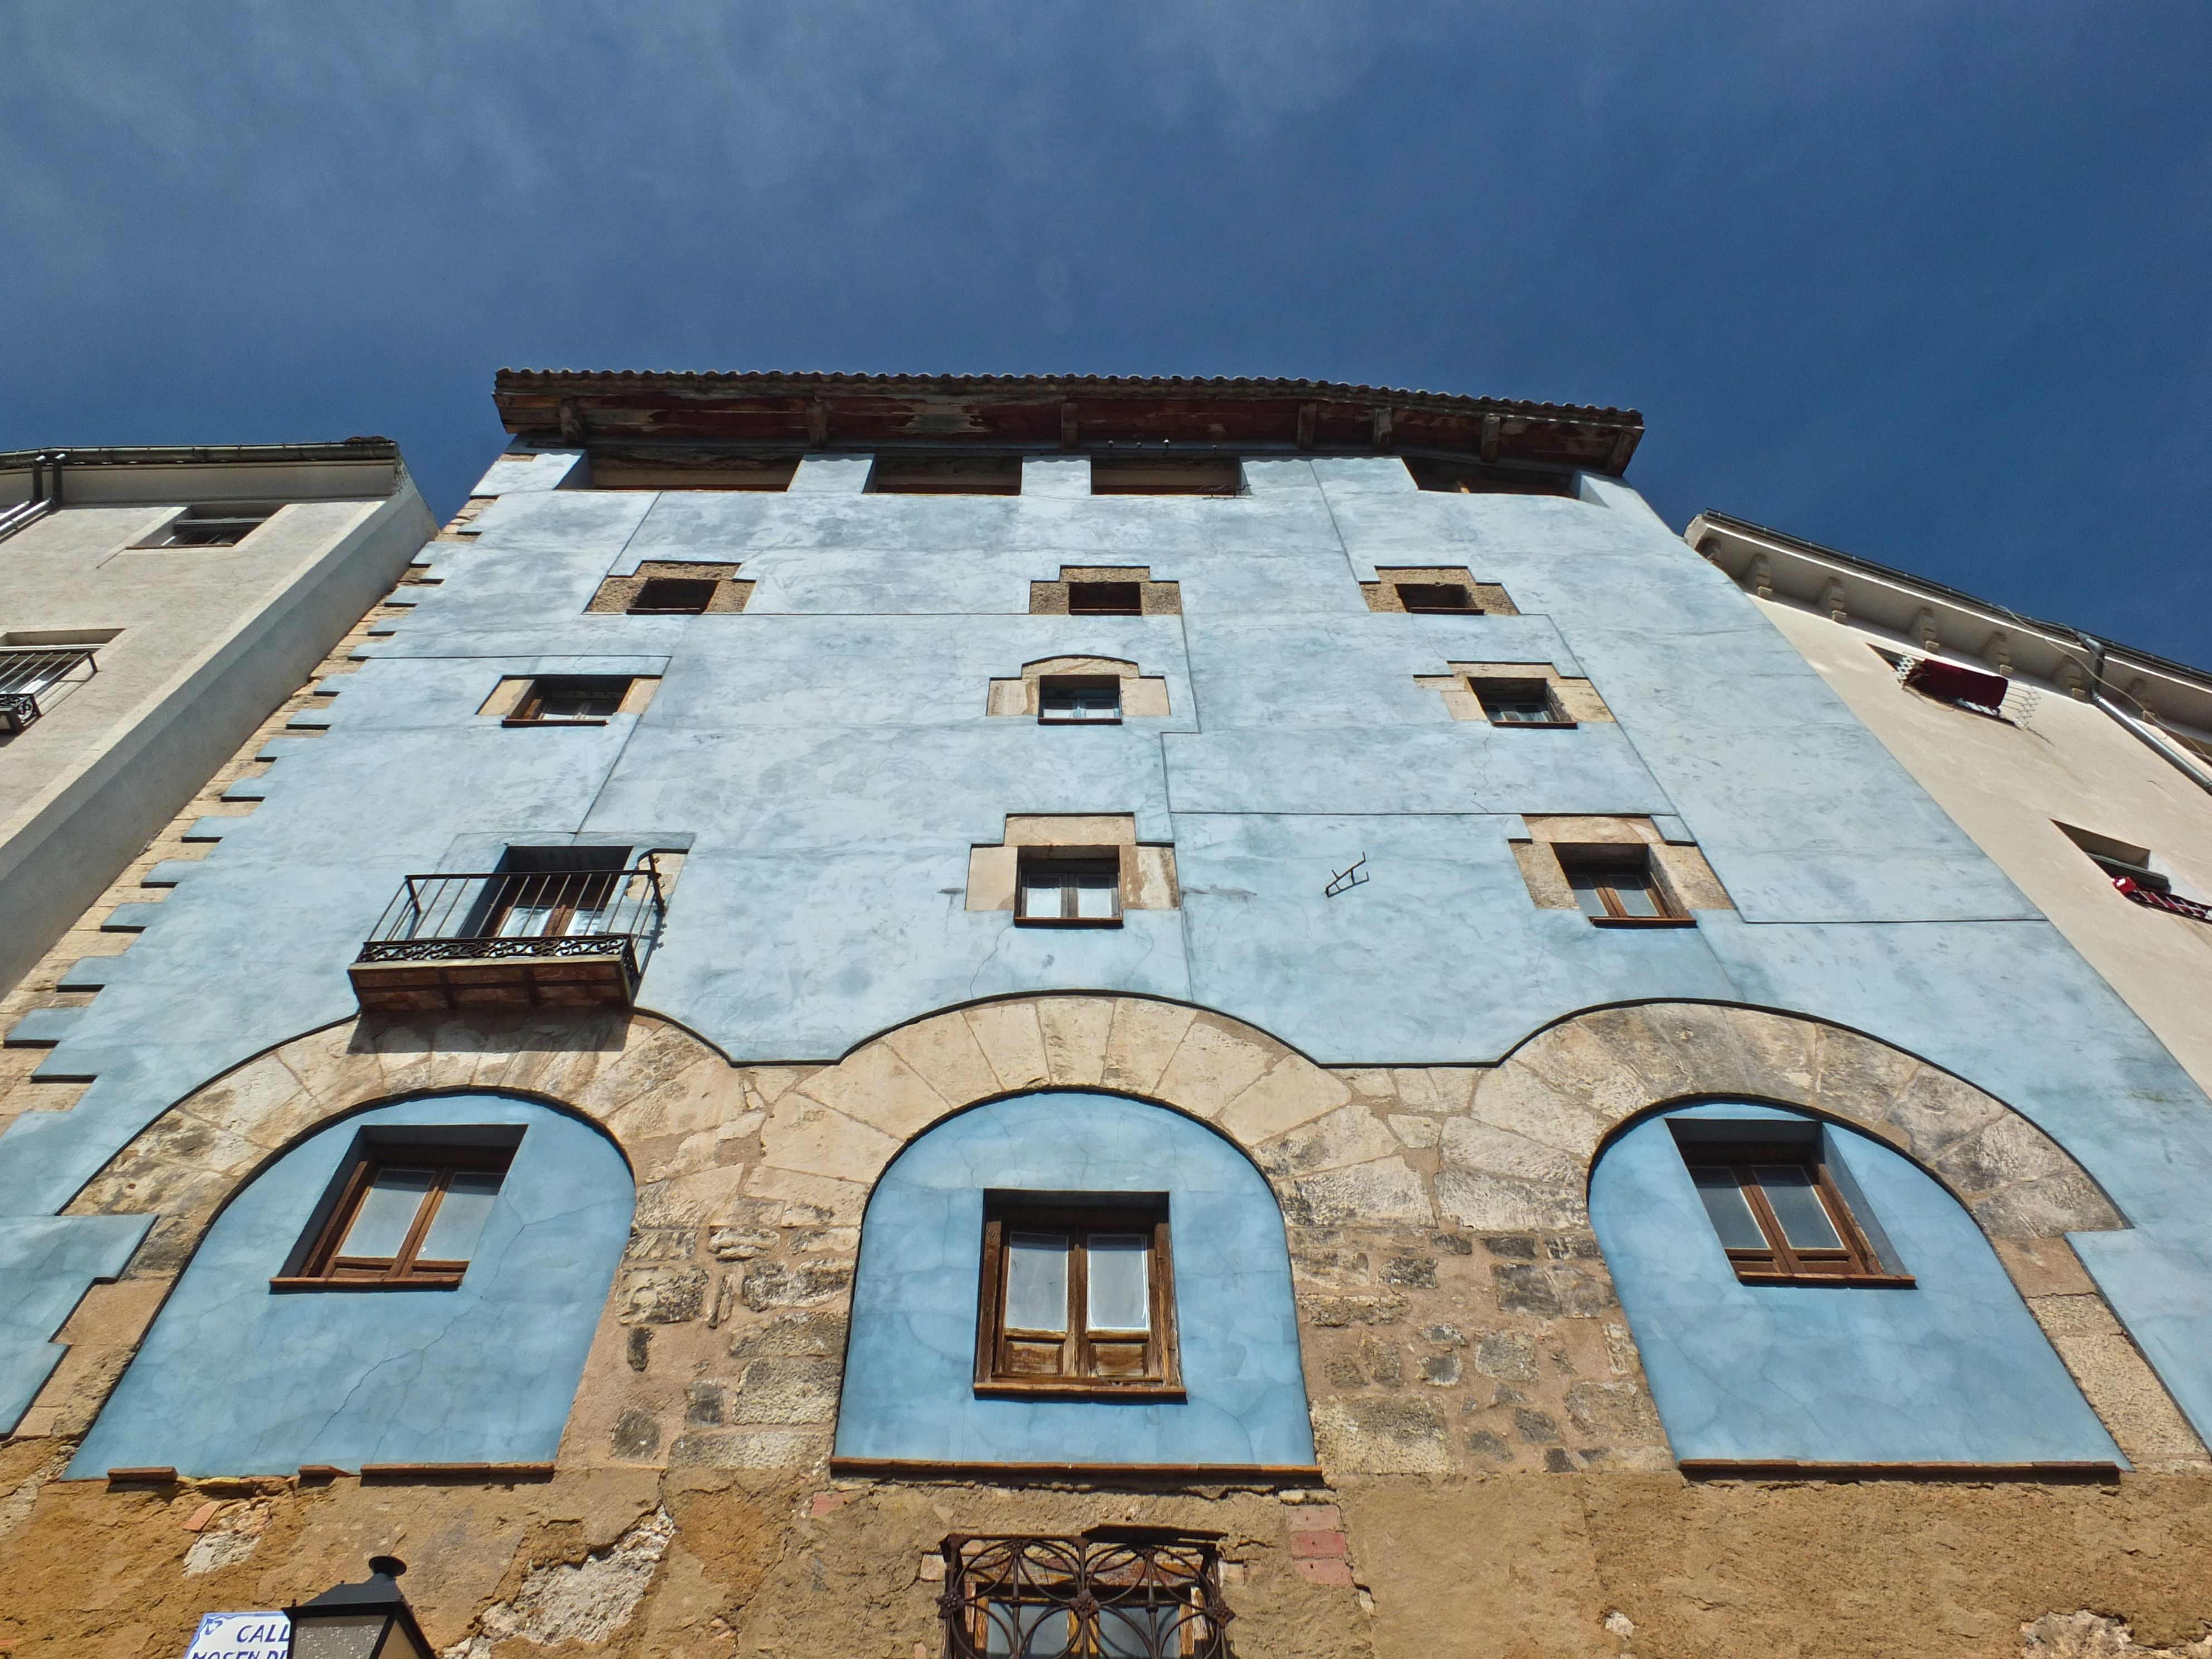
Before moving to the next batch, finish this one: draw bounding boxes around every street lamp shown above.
[285,1555,431,1659]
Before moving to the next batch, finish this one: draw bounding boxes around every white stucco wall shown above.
[1755,596,2212,1096]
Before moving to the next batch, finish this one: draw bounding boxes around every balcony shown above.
[0,647,98,735]
[349,855,666,1012]
[939,1533,1230,1659]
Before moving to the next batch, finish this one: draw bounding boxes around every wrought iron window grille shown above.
[940,1533,1231,1659]
[0,647,98,733]
[356,855,667,972]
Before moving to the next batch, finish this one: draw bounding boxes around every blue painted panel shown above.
[835,1091,1314,1468]
[0,1214,152,1431]
[1590,1107,2120,1464]
[68,1094,631,1478]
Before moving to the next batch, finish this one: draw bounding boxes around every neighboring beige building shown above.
[1689,509,2212,1096]
[0,442,435,996]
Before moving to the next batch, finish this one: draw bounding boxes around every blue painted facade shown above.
[836,1091,1313,1468]
[11,432,2212,1472]
[69,1094,631,1478]
[1591,1104,2121,1464]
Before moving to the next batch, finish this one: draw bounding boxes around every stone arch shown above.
[67,1007,748,1268]
[741,995,1394,1231]
[1459,1001,2122,1242]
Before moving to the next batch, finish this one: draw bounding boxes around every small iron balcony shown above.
[349,855,667,1012]
[0,647,98,735]
[939,1533,1231,1659]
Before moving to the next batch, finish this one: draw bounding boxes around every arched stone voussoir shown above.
[749,995,1361,1205]
[66,1008,746,1240]
[1469,1000,2121,1240]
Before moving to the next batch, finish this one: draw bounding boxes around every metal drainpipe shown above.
[2079,628,2212,799]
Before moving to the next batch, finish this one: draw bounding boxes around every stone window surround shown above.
[985,657,1171,720]
[1028,567,1181,617]
[1511,816,1732,917]
[477,674,661,722]
[42,992,2199,1482]
[586,561,754,615]
[1415,662,1612,725]
[1360,568,1519,615]
[965,816,1179,915]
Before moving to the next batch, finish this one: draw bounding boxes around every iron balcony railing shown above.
[939,1533,1231,1659]
[0,647,98,734]
[355,856,668,975]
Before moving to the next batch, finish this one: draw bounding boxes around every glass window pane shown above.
[1688,1165,1769,1252]
[1098,1605,1175,1658]
[1566,869,1611,918]
[1005,1232,1070,1332]
[339,1167,434,1260]
[984,1604,1071,1658]
[1608,878,1661,917]
[417,1169,504,1263]
[1086,1233,1151,1331]
[1020,876,1066,920]
[1073,873,1119,919]
[1753,1165,1844,1250]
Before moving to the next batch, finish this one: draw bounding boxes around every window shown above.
[590,454,796,490]
[1901,657,2008,718]
[1403,456,1576,496]
[629,577,720,615]
[505,676,631,725]
[868,456,1023,495]
[482,852,628,939]
[1039,677,1122,724]
[0,646,98,733]
[1090,457,1243,496]
[1557,848,1688,925]
[1395,582,1475,614]
[976,1195,1179,1395]
[2059,823,2212,923]
[276,1138,517,1289]
[941,1533,1227,1659]
[1017,853,1123,926]
[1068,582,1144,616]
[1679,1142,1909,1286]
[1470,677,1569,727]
[149,504,278,547]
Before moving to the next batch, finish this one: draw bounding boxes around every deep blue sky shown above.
[5,4,2208,660]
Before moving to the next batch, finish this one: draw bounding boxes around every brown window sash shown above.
[1688,1145,1913,1287]
[507,676,630,725]
[1559,852,1691,927]
[975,1203,1182,1398]
[275,1145,514,1290]
[628,577,719,614]
[1016,855,1123,927]
[1396,582,1476,614]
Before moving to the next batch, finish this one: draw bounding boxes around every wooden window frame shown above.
[1682,1141,1914,1287]
[975,1197,1183,1399]
[867,456,1025,495]
[1471,677,1575,729]
[1037,676,1124,726]
[504,674,632,727]
[1395,582,1477,614]
[627,576,720,615]
[1015,852,1124,928]
[273,1142,516,1290]
[1557,847,1693,927]
[482,865,625,939]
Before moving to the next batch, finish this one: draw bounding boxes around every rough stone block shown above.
[1037,997,1114,1086]
[1151,1016,1277,1119]
[963,1001,1051,1092]
[882,1013,1000,1110]
[728,1358,840,1425]
[757,1098,901,1184]
[1282,1159,1433,1226]
[1254,1102,1399,1178]
[1216,1056,1353,1146]
[793,1043,948,1144]
[1101,999,1197,1094]
[1309,1396,1451,1474]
